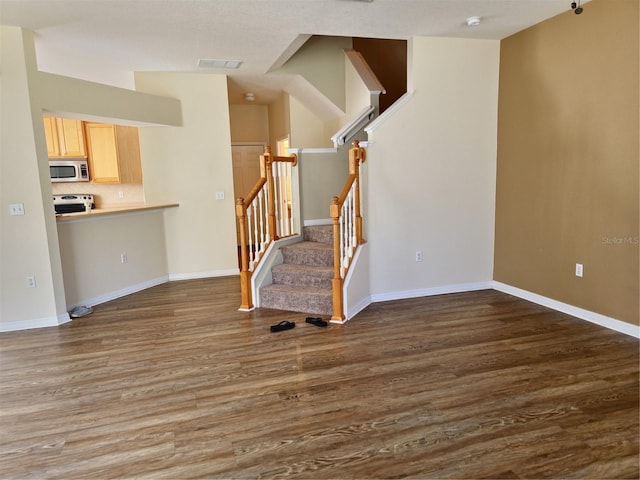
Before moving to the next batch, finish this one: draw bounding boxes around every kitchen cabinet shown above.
[84,123,143,184]
[43,116,86,158]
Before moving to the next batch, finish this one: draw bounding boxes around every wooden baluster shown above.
[264,146,278,240]
[350,140,366,245]
[236,198,253,310]
[331,196,344,321]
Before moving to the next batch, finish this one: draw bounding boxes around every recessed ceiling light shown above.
[245,93,255,102]
[197,59,243,69]
[466,16,481,26]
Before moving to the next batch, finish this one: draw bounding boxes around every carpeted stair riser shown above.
[260,284,333,316]
[303,225,334,244]
[280,242,333,267]
[271,264,333,289]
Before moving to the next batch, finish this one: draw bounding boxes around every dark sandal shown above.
[270,320,295,332]
[305,317,328,327]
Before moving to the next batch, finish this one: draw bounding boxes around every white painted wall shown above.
[365,36,500,297]
[134,72,238,279]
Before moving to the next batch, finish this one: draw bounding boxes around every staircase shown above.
[260,225,334,316]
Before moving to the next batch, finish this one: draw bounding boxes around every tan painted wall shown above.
[366,36,500,296]
[134,72,238,279]
[0,26,181,330]
[57,212,168,306]
[229,104,269,143]
[268,93,290,150]
[494,0,639,325]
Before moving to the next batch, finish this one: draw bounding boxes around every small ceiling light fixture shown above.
[571,0,584,14]
[244,93,255,102]
[466,16,481,27]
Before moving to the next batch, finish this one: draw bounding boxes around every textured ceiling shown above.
[1,0,581,104]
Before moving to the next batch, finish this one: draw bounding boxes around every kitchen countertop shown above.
[56,203,179,222]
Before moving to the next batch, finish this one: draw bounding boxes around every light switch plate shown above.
[9,203,25,216]
[215,192,225,200]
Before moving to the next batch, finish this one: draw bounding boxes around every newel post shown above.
[236,198,253,311]
[330,196,344,321]
[263,146,278,241]
[350,140,366,245]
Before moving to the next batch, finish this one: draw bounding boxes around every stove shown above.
[53,194,95,214]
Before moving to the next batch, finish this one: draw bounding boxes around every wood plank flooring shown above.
[0,277,638,479]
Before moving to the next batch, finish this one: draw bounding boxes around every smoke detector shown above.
[466,16,481,26]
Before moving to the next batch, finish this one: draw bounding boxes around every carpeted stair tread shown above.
[271,263,333,289]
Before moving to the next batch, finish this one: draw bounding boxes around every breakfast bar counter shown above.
[56,203,179,222]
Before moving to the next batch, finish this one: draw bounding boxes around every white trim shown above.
[365,91,415,134]
[288,147,337,155]
[168,269,239,281]
[370,281,492,303]
[303,218,332,226]
[331,105,375,147]
[0,312,71,332]
[493,281,640,339]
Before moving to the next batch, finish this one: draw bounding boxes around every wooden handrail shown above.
[330,140,366,321]
[236,145,298,311]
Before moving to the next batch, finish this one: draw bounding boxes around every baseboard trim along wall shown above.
[303,218,332,226]
[370,282,493,303]
[493,281,640,339]
[0,312,71,333]
[168,269,240,281]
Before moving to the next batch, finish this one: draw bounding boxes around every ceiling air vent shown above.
[197,59,242,69]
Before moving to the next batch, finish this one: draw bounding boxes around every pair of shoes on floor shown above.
[69,305,93,318]
[270,317,328,332]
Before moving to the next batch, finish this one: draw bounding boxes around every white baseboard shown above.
[0,312,71,333]
[370,281,493,303]
[168,269,239,281]
[346,296,371,321]
[303,218,332,226]
[493,281,639,338]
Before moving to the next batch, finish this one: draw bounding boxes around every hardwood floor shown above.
[1,277,638,479]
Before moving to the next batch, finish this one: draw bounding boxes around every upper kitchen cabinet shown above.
[84,123,143,184]
[43,116,86,158]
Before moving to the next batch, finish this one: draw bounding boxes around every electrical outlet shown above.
[215,191,225,200]
[26,276,36,288]
[415,250,423,262]
[118,191,125,199]
[575,263,583,277]
[9,203,25,216]
[120,253,128,264]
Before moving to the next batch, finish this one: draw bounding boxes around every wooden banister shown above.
[236,146,298,311]
[331,140,367,321]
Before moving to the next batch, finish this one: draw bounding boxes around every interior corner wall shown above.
[365,36,500,297]
[268,93,290,149]
[494,0,639,326]
[134,72,238,278]
[289,95,333,148]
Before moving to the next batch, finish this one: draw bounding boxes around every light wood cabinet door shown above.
[43,116,86,158]
[85,123,143,184]
[56,118,86,157]
[85,122,120,183]
[115,126,143,184]
[43,116,60,157]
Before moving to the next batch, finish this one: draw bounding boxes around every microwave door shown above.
[50,164,77,181]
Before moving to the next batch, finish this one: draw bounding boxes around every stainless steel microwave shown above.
[49,159,89,183]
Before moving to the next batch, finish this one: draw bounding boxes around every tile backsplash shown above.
[52,183,145,208]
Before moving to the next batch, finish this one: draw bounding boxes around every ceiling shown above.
[0,0,579,105]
